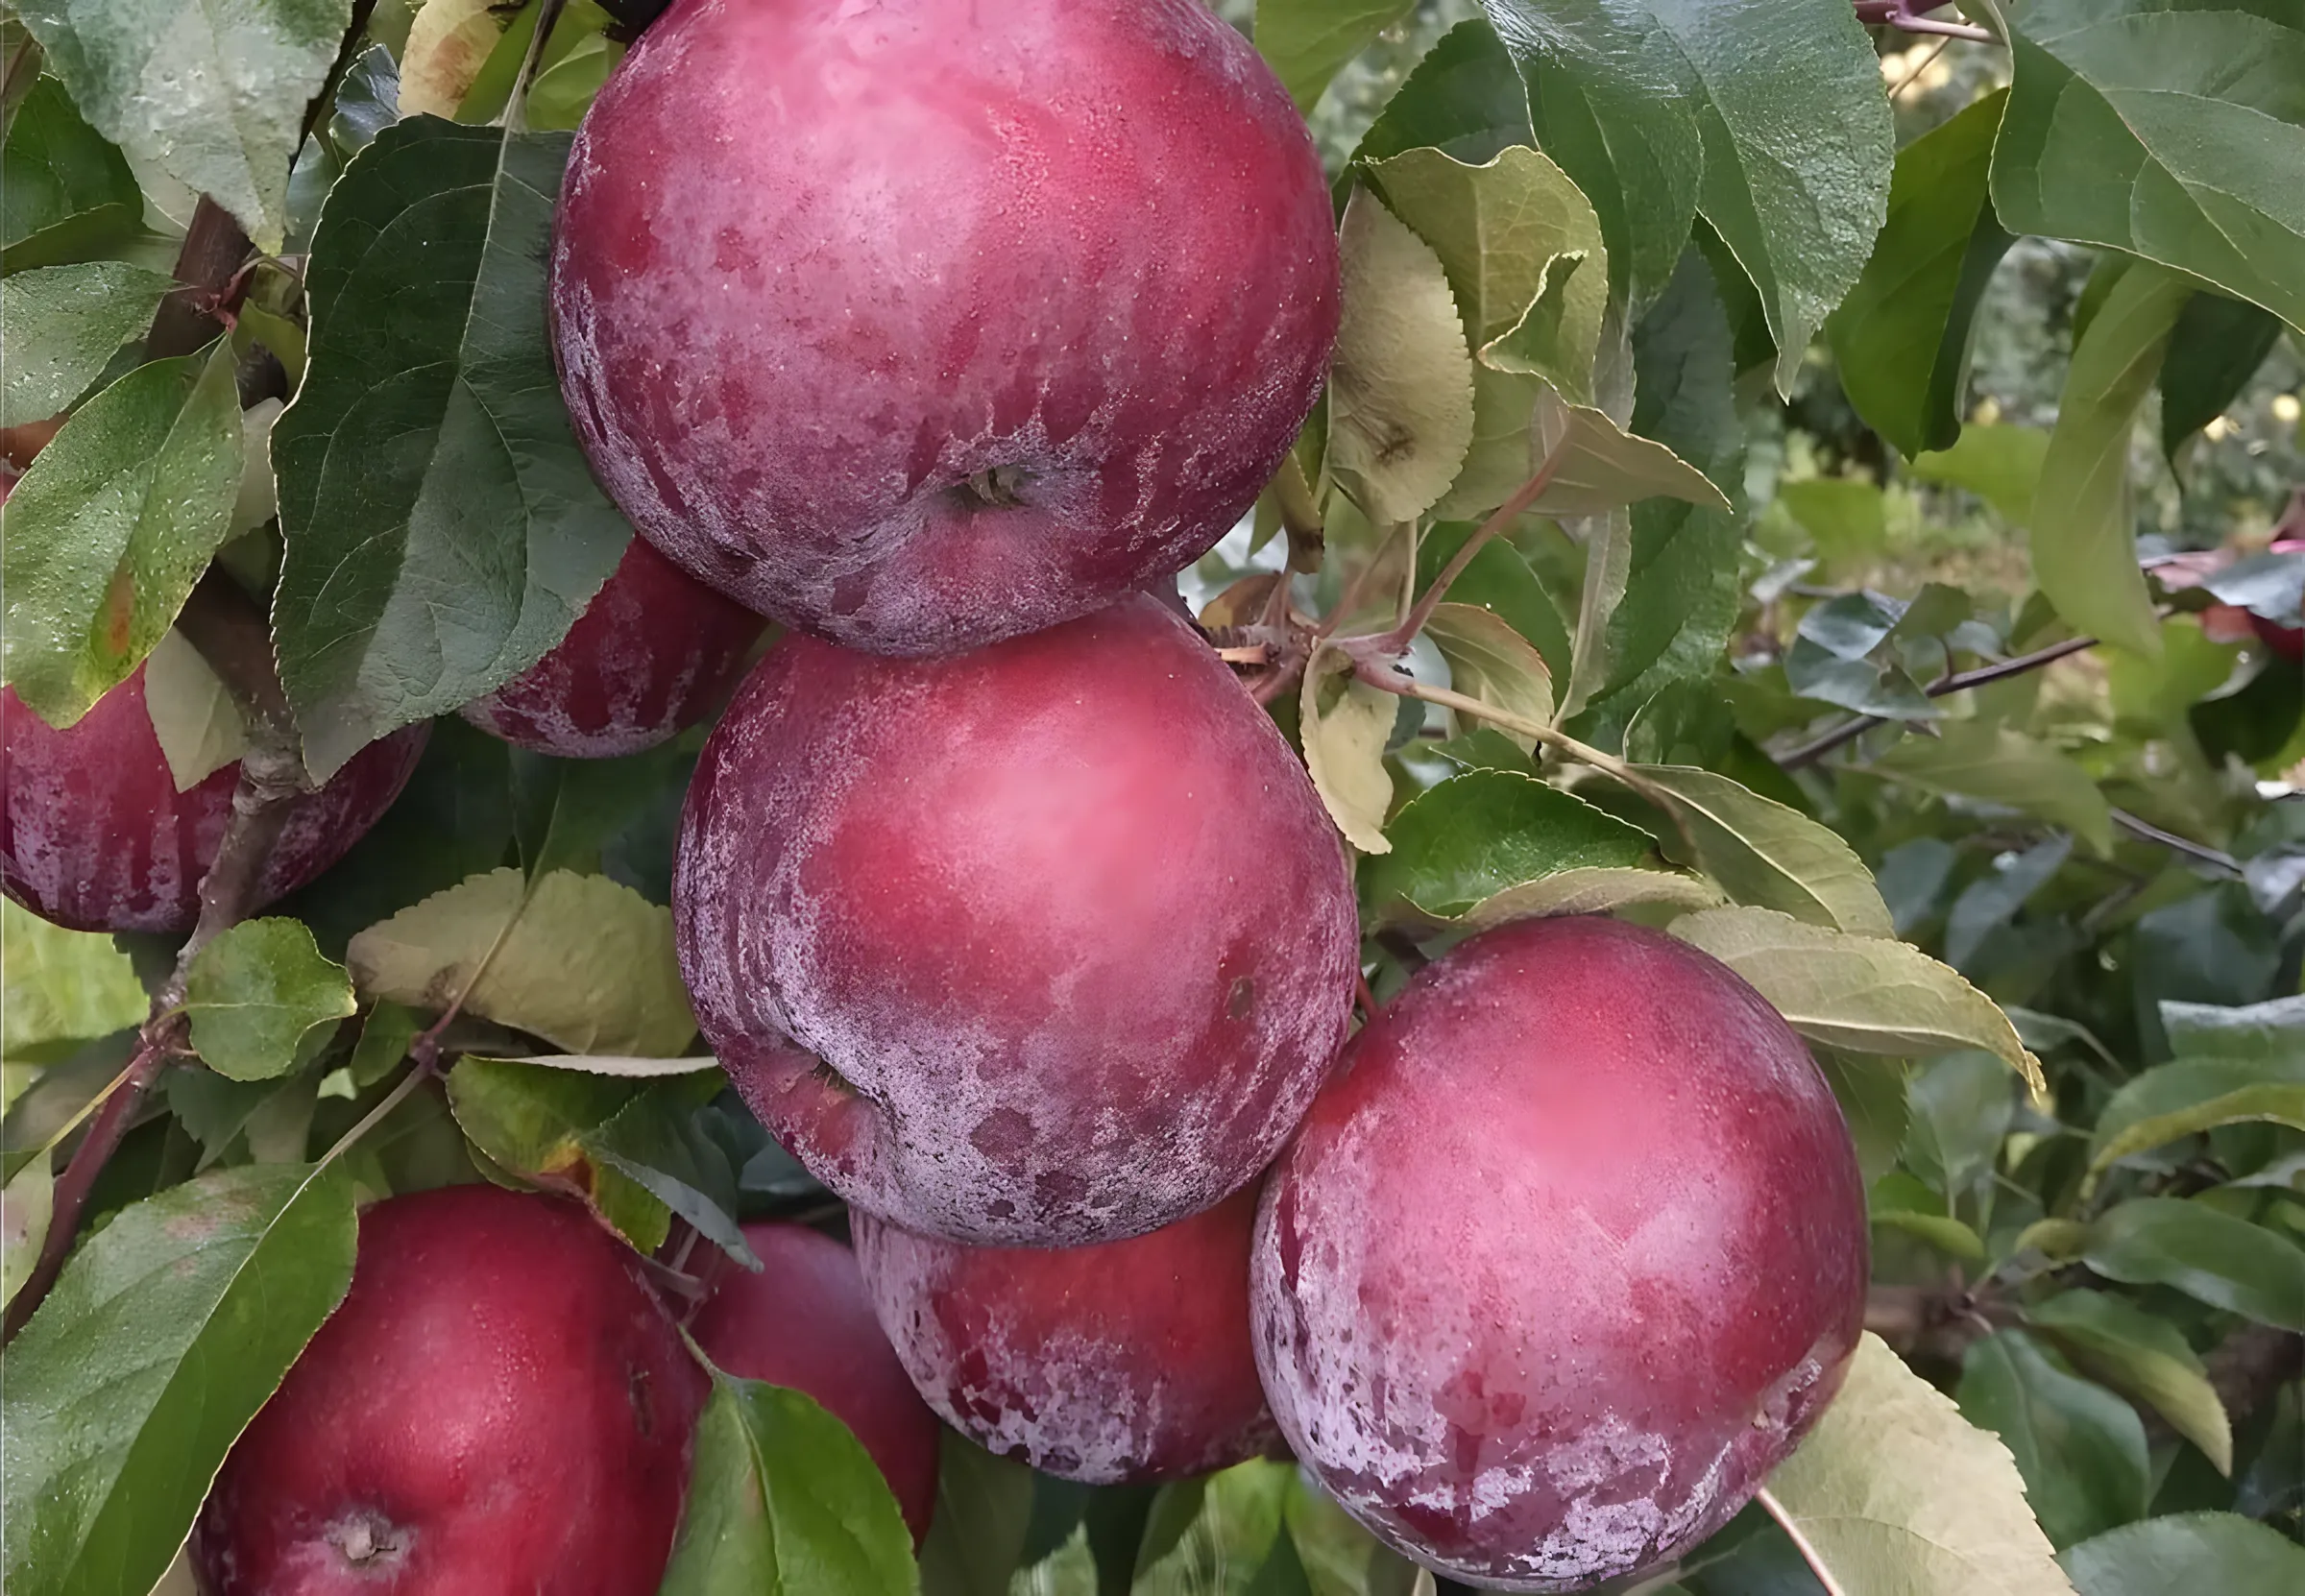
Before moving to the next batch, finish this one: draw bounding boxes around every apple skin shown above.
[460,534,767,758]
[854,1187,1279,1485]
[192,1185,708,1596]
[689,1221,944,1545]
[1251,916,1868,1592]
[551,0,1338,657]
[2,667,427,934]
[674,594,1357,1245]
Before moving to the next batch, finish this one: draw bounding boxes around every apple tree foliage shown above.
[3,1,2304,1594]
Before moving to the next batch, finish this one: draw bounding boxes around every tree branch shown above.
[1779,633,2101,769]
[1853,1,1996,42]
[146,199,255,361]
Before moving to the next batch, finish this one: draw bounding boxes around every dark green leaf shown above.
[0,262,176,427]
[1479,0,1702,311]
[1245,1525,1313,1596]
[660,1371,916,1596]
[1360,769,1651,919]
[0,76,142,274]
[586,1087,758,1270]
[184,919,358,1082]
[13,0,352,251]
[2163,993,2305,1064]
[1991,0,2305,333]
[1349,17,1532,171]
[329,42,401,153]
[1,1162,357,1596]
[1,343,244,725]
[271,116,631,779]
[1488,0,1889,387]
[2159,293,2284,459]
[510,742,691,882]
[2083,1197,2305,1330]
[1017,1478,1093,1572]
[2060,1510,2305,1596]
[919,1433,1035,1596]
[1956,1329,2149,1549]
[1829,90,2015,459]
[1587,250,1747,726]
[1417,520,1571,681]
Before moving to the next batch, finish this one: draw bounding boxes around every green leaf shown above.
[1669,906,2046,1095]
[1622,763,1894,935]
[13,0,352,252]
[1762,1331,2072,1595]
[2159,293,2284,459]
[139,627,249,791]
[1415,520,1572,681]
[1906,423,2051,525]
[1486,0,1888,386]
[920,1433,1036,1596]
[184,919,358,1083]
[272,116,631,780]
[1348,17,1533,172]
[662,1371,916,1596]
[1360,769,1650,920]
[1421,602,1554,750]
[0,75,143,274]
[1989,0,2305,334]
[2,1155,53,1308]
[2028,1289,2231,1475]
[2059,1511,2305,1596]
[1956,1329,2149,1550]
[0,900,146,1059]
[1299,646,1398,856]
[2082,1197,2305,1330]
[1587,250,1747,722]
[0,262,176,428]
[1324,187,1477,527]
[2089,1083,2305,1192]
[1477,0,1700,312]
[1830,90,2015,459]
[2031,259,2192,658]
[1524,385,1729,520]
[444,1054,673,1251]
[346,866,697,1057]
[1,1162,357,1596]
[1362,146,1609,513]
[1871,721,2116,857]
[1779,476,1888,569]
[586,1087,755,1269]
[1,343,245,726]
[1873,1209,1988,1261]
[1460,865,1723,929]
[2162,992,2305,1064]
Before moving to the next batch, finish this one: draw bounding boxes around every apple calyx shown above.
[325,1508,407,1569]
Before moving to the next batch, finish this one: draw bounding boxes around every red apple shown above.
[1252,916,1867,1591]
[459,534,767,758]
[193,1185,706,1595]
[551,0,1338,657]
[675,594,1357,1245]
[2,667,427,934]
[689,1221,943,1545]
[855,1187,1278,1485]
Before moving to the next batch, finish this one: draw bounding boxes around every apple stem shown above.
[1754,1487,1852,1596]
[1851,1,1996,43]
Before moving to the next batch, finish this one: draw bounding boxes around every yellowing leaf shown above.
[140,629,249,791]
[1623,764,1894,936]
[1763,1333,2074,1596]
[399,0,507,118]
[1364,145,1610,515]
[1325,189,1476,526]
[1669,906,2045,1096]
[348,867,697,1057]
[1421,602,1553,749]
[1299,646,1397,856]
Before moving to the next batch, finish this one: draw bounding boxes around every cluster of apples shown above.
[6,4,1870,1592]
